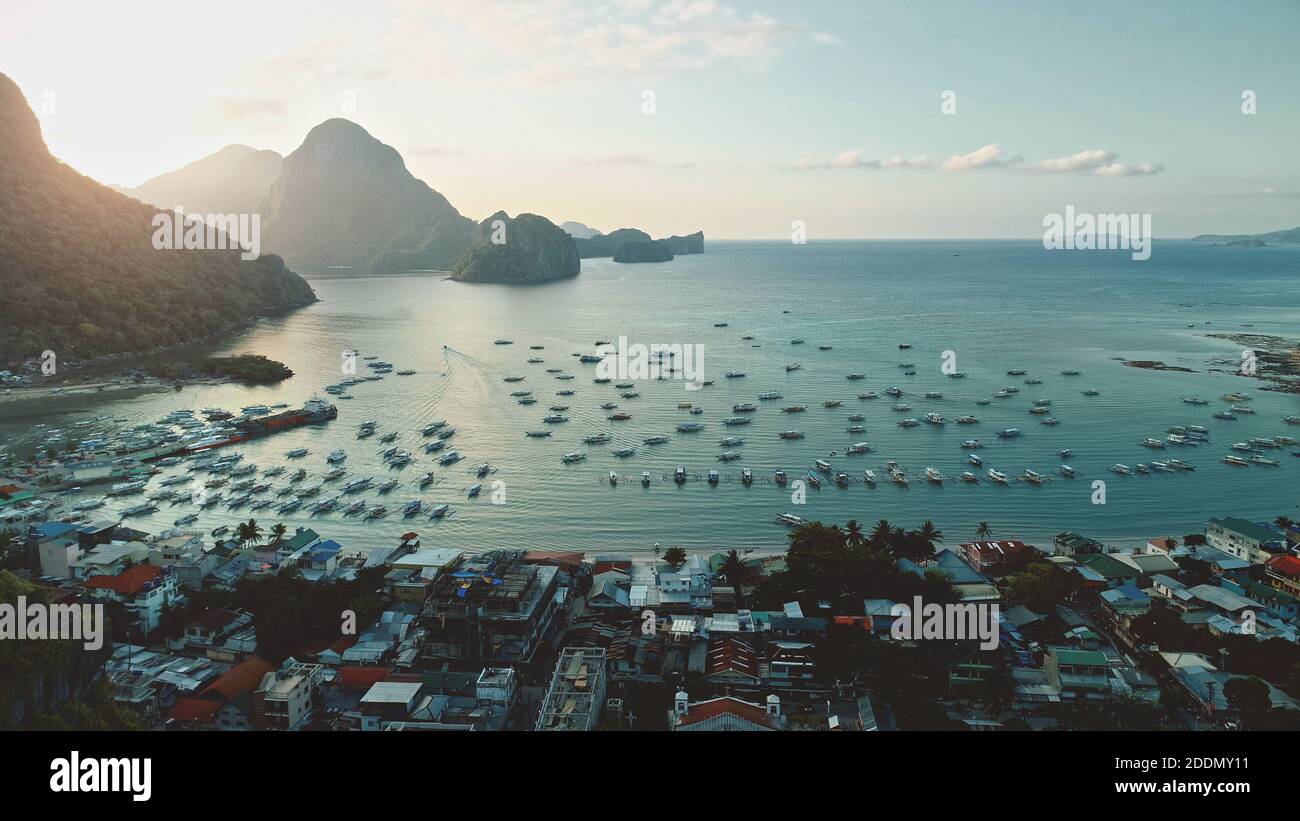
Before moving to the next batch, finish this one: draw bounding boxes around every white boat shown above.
[562,453,586,463]
[641,471,652,486]
[776,512,807,526]
[925,467,944,483]
[848,442,872,454]
[863,470,877,485]
[677,423,705,433]
[1022,469,1045,485]
[327,449,347,463]
[986,468,1010,484]
[1109,464,1132,475]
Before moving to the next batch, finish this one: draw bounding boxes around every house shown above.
[83,564,181,636]
[70,541,150,580]
[1078,553,1139,588]
[1054,532,1104,557]
[960,540,1031,574]
[169,655,275,730]
[1042,647,1111,702]
[1219,574,1300,621]
[1116,552,1180,582]
[1186,584,1257,618]
[1264,554,1300,599]
[1206,517,1282,564]
[1145,536,1186,558]
[670,692,785,730]
[255,527,319,567]
[898,548,1001,601]
[183,608,251,650]
[705,635,760,685]
[253,658,327,731]
[358,681,426,731]
[629,554,714,611]
[586,575,631,610]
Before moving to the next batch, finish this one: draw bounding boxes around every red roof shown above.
[169,697,220,723]
[678,697,779,729]
[523,550,585,570]
[1266,554,1300,578]
[199,656,273,702]
[706,636,759,680]
[592,560,631,576]
[961,540,1029,559]
[83,564,163,595]
[335,666,396,690]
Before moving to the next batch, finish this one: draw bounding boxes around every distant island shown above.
[1191,226,1299,244]
[571,228,705,262]
[450,212,580,283]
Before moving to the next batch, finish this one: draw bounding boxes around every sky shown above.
[3,0,1299,238]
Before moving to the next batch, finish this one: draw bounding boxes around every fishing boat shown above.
[1213,412,1237,420]
[675,466,687,484]
[1223,455,1250,466]
[858,392,879,400]
[707,469,720,485]
[285,447,309,458]
[986,468,1010,484]
[423,441,447,454]
[524,431,551,439]
[1142,438,1167,449]
[364,505,387,519]
[641,471,652,486]
[782,406,807,413]
[608,413,632,421]
[1060,370,1081,376]
[211,525,230,536]
[923,412,945,425]
[863,470,877,485]
[823,400,843,408]
[807,471,823,488]
[1060,465,1076,478]
[343,477,372,492]
[717,451,742,462]
[776,512,807,526]
[741,468,753,485]
[1109,464,1132,475]
[758,391,784,401]
[721,417,752,426]
[438,451,463,466]
[925,467,944,484]
[996,428,1022,439]
[847,425,867,434]
[719,437,744,448]
[614,447,638,457]
[345,499,367,515]
[401,500,423,517]
[377,479,400,493]
[584,434,612,444]
[897,419,920,428]
[1022,469,1045,485]
[562,453,586,463]
[785,363,802,372]
[1249,454,1280,466]
[677,423,705,433]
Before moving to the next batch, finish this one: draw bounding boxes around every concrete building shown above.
[536,647,607,731]
[253,658,327,730]
[1206,517,1281,564]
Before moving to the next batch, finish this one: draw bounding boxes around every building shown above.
[1042,647,1111,702]
[358,681,425,731]
[1053,532,1104,557]
[169,656,275,730]
[670,692,785,731]
[960,540,1031,574]
[421,551,561,665]
[82,564,181,636]
[253,658,327,730]
[1206,517,1281,564]
[628,554,713,611]
[1265,554,1300,599]
[536,647,607,731]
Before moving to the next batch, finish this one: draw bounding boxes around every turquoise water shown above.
[6,240,1300,554]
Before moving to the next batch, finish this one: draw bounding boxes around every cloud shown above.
[420,0,805,83]
[573,152,696,169]
[793,144,1162,177]
[1027,149,1163,176]
[793,148,930,171]
[941,144,1023,172]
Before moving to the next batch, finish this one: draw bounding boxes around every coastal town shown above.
[5,469,1300,730]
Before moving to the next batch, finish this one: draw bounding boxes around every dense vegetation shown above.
[0,72,317,363]
[198,354,293,383]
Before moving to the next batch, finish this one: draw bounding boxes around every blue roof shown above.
[34,521,77,540]
[310,539,343,559]
[898,548,987,585]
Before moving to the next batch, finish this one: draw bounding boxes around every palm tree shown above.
[870,519,892,547]
[717,549,749,609]
[976,521,992,539]
[918,520,944,546]
[845,519,865,546]
[236,518,262,549]
[269,522,288,547]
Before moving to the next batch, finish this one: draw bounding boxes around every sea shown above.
[4,240,1299,556]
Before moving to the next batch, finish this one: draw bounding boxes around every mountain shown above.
[1190,226,1300,243]
[659,231,705,255]
[573,228,652,258]
[450,212,580,283]
[559,220,601,239]
[614,240,673,263]
[0,72,316,362]
[573,227,704,258]
[114,144,283,215]
[260,118,475,273]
